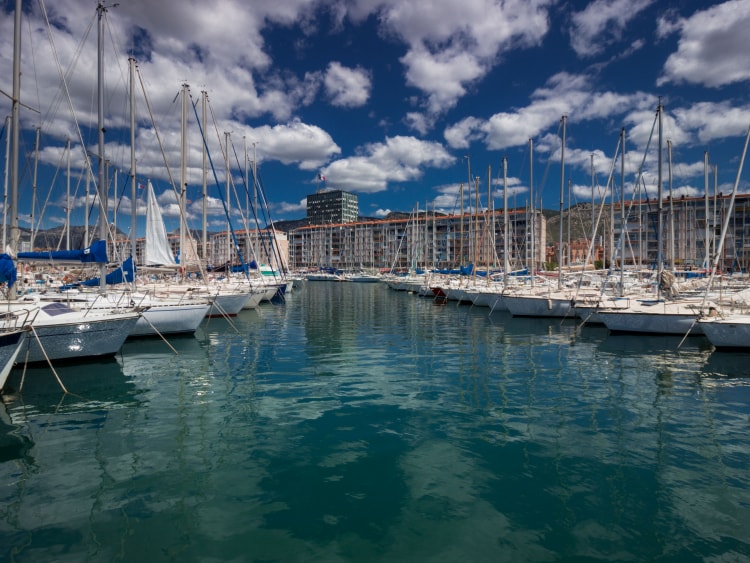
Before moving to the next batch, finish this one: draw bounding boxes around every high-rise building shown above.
[306,190,358,224]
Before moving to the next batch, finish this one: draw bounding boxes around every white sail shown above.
[145,180,176,266]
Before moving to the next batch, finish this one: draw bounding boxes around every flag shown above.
[318,173,326,182]
[138,183,145,190]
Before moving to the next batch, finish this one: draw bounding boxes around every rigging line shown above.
[26,9,42,129]
[189,93,249,279]
[33,144,68,244]
[37,0,100,200]
[536,120,563,211]
[227,138,255,247]
[602,114,658,286]
[134,67,179,195]
[38,1,93,132]
[254,170,287,277]
[228,140,262,265]
[573,135,622,303]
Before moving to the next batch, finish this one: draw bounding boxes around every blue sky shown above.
[2,0,750,238]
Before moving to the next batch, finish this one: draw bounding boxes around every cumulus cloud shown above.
[569,0,655,58]
[321,135,455,193]
[659,0,750,87]
[371,0,552,121]
[444,72,655,152]
[277,198,308,215]
[323,62,371,107]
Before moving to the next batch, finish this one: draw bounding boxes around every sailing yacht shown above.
[1,3,142,366]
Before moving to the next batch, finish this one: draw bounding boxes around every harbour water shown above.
[1,281,749,561]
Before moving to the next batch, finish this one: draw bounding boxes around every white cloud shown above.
[321,135,455,193]
[569,0,655,58]
[369,0,552,119]
[323,62,371,107]
[659,0,750,87]
[277,198,308,214]
[373,208,391,217]
[241,120,342,170]
[445,72,655,152]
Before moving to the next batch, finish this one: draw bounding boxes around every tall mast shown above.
[129,57,137,262]
[667,139,675,271]
[503,156,510,283]
[620,128,625,295]
[9,0,22,297]
[31,127,40,250]
[66,138,71,250]
[2,116,9,251]
[529,138,535,285]
[180,83,189,272]
[252,142,258,261]
[656,100,664,282]
[703,151,709,269]
[96,3,108,289]
[225,131,231,266]
[558,115,566,290]
[590,153,595,249]
[201,90,208,262]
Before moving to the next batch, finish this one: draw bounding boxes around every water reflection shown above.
[0,283,749,561]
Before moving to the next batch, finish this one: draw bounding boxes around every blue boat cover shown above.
[79,256,135,287]
[0,254,17,288]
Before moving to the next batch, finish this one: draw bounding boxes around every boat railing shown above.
[0,307,38,332]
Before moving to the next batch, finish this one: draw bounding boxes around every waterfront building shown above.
[610,193,750,272]
[306,190,359,225]
[288,208,547,271]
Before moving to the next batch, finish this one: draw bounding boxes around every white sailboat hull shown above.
[18,309,140,364]
[504,294,573,318]
[0,330,25,390]
[597,302,704,335]
[131,303,209,337]
[699,316,750,349]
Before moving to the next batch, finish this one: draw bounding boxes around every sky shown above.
[2,0,750,238]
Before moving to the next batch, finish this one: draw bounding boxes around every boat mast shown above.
[201,90,208,262]
[558,115,566,290]
[656,100,664,285]
[96,3,109,290]
[529,138,535,286]
[180,82,189,273]
[503,156,510,283]
[129,57,137,263]
[8,0,22,300]
[66,138,71,250]
[667,139,675,271]
[703,151,709,269]
[31,127,40,251]
[620,128,625,296]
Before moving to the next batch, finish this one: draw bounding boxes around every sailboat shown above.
[595,102,721,335]
[0,2,142,365]
[504,116,579,318]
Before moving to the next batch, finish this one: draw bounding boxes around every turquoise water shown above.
[1,282,749,562]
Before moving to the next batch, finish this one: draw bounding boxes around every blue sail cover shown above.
[18,239,108,263]
[79,256,135,287]
[0,254,17,288]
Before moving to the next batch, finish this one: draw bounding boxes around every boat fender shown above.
[547,299,552,310]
